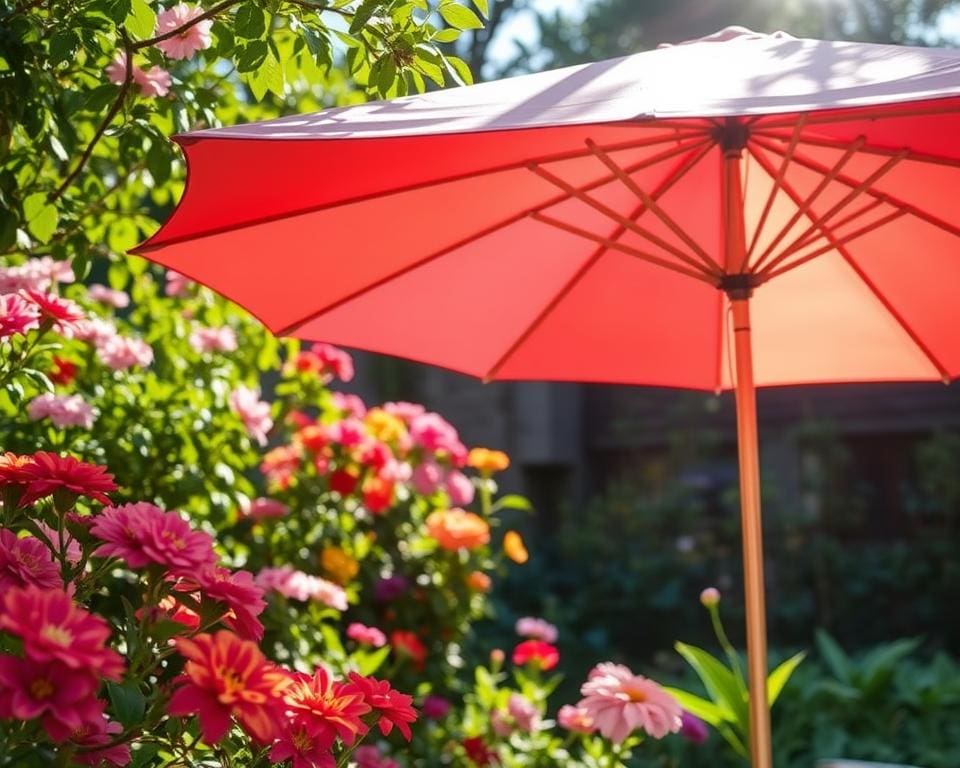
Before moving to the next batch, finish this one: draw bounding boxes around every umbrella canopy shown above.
[136,28,960,390]
[134,27,960,768]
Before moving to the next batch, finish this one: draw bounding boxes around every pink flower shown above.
[491,708,512,737]
[0,257,73,293]
[0,655,104,741]
[346,623,386,648]
[330,391,366,417]
[557,704,596,734]
[410,461,443,495]
[66,716,131,767]
[239,497,288,520]
[87,284,130,308]
[355,745,399,768]
[0,529,60,591]
[0,293,40,338]
[577,663,682,743]
[255,566,348,610]
[21,289,84,333]
[409,412,466,463]
[680,710,709,744]
[421,695,450,720]
[0,586,124,680]
[512,640,559,671]
[515,617,559,644]
[311,342,354,382]
[90,502,216,572]
[229,386,273,446]
[346,673,418,740]
[382,401,425,423]
[105,52,132,84]
[507,693,540,733]
[97,334,153,370]
[189,325,237,353]
[181,566,266,641]
[136,65,173,97]
[154,3,213,60]
[270,725,336,768]
[327,418,365,448]
[72,317,117,346]
[34,521,81,564]
[27,393,96,429]
[165,269,191,297]
[445,470,474,505]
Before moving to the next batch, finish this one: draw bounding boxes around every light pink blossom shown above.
[577,663,682,743]
[27,393,96,429]
[71,317,117,346]
[557,704,596,734]
[382,401,425,423]
[346,623,387,648]
[189,325,237,353]
[136,66,172,97]
[97,335,153,370]
[87,284,129,309]
[515,616,559,644]
[0,257,74,293]
[0,529,60,592]
[508,693,540,733]
[255,566,348,610]
[229,386,273,445]
[330,391,366,418]
[238,497,288,520]
[165,269,191,297]
[154,3,213,60]
[410,461,442,495]
[445,470,474,505]
[0,293,40,338]
[327,418,365,448]
[34,522,81,565]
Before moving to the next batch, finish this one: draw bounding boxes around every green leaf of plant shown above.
[675,642,747,726]
[106,681,146,727]
[473,0,489,17]
[815,629,851,684]
[767,651,805,706]
[349,0,380,33]
[663,687,727,726]
[431,27,461,43]
[356,645,390,676]
[439,3,483,30]
[444,53,473,85]
[125,0,156,41]
[23,192,59,243]
[493,494,532,512]
[234,1,267,39]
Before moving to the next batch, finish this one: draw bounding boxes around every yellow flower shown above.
[503,530,529,564]
[467,447,510,475]
[321,546,359,585]
[364,408,407,444]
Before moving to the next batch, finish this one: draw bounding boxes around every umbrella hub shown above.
[713,118,751,156]
[719,272,761,299]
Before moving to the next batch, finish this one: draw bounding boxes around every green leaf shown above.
[23,192,59,243]
[473,0,488,16]
[438,3,483,30]
[355,645,390,676]
[675,642,747,726]
[320,623,345,657]
[235,40,268,73]
[235,1,267,39]
[106,681,146,727]
[663,688,726,727]
[125,0,156,40]
[444,54,473,85]
[815,629,851,684]
[493,494,532,512]
[103,0,131,23]
[49,30,80,66]
[349,0,380,33]
[767,651,805,706]
[432,27,461,43]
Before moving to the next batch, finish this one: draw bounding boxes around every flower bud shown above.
[700,587,721,607]
[490,648,505,669]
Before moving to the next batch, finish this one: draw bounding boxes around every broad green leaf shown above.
[319,623,345,657]
[473,0,489,16]
[125,0,156,40]
[767,651,806,706]
[493,494,532,512]
[234,1,267,39]
[106,681,146,727]
[444,54,473,85]
[439,3,483,30]
[663,687,727,726]
[23,192,59,243]
[356,645,390,676]
[349,0,380,33]
[675,642,747,726]
[432,27,461,43]
[815,629,851,684]
[49,30,80,66]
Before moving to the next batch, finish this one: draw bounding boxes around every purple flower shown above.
[680,710,709,744]
[422,695,451,720]
[374,574,409,602]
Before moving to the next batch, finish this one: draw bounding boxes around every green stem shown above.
[709,605,747,693]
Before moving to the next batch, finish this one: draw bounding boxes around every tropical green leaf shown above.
[768,651,806,706]
[815,629,851,684]
[664,687,727,726]
[438,3,483,30]
[675,642,748,726]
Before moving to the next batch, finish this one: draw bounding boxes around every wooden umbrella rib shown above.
[530,211,718,285]
[753,130,960,169]
[750,136,866,273]
[759,148,909,276]
[755,99,960,130]
[527,161,720,277]
[583,138,723,274]
[746,115,806,263]
[746,145,952,382]
[783,196,886,255]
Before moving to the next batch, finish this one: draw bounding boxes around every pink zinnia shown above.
[96,334,153,370]
[154,3,213,60]
[270,724,336,768]
[346,622,387,648]
[87,284,130,308]
[347,673,418,740]
[0,293,40,338]
[180,566,266,641]
[577,663,682,743]
[327,418,365,448]
[410,461,443,495]
[557,704,596,734]
[189,325,237,353]
[0,586,124,679]
[311,342,354,382]
[21,289,84,333]
[507,693,540,733]
[0,529,60,591]
[512,640,559,671]
[0,654,103,741]
[255,566,348,610]
[382,401,425,423]
[229,386,273,446]
[27,392,96,429]
[515,616,559,644]
[91,502,216,572]
[72,316,117,346]
[330,391,366,417]
[239,497,288,520]
[66,716,131,767]
[445,470,474,505]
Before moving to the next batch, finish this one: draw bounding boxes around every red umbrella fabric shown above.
[134,27,960,768]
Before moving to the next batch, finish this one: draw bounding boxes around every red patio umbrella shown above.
[134,27,960,768]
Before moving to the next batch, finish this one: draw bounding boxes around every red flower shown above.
[179,566,266,641]
[329,468,359,496]
[0,529,60,591]
[362,476,394,514]
[16,452,116,507]
[462,736,498,766]
[512,640,560,671]
[269,723,336,768]
[348,672,418,740]
[167,631,291,744]
[0,452,35,485]
[283,667,371,746]
[66,716,131,767]
[0,586,124,680]
[0,654,103,742]
[90,502,216,572]
[49,356,78,386]
[390,630,427,671]
[21,289,84,333]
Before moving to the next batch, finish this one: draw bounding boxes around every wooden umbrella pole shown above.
[731,297,773,768]
[719,120,773,768]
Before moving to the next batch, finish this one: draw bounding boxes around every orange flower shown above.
[321,546,359,585]
[466,571,492,592]
[166,630,292,744]
[364,408,407,443]
[426,508,490,551]
[467,447,510,474]
[503,530,529,564]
